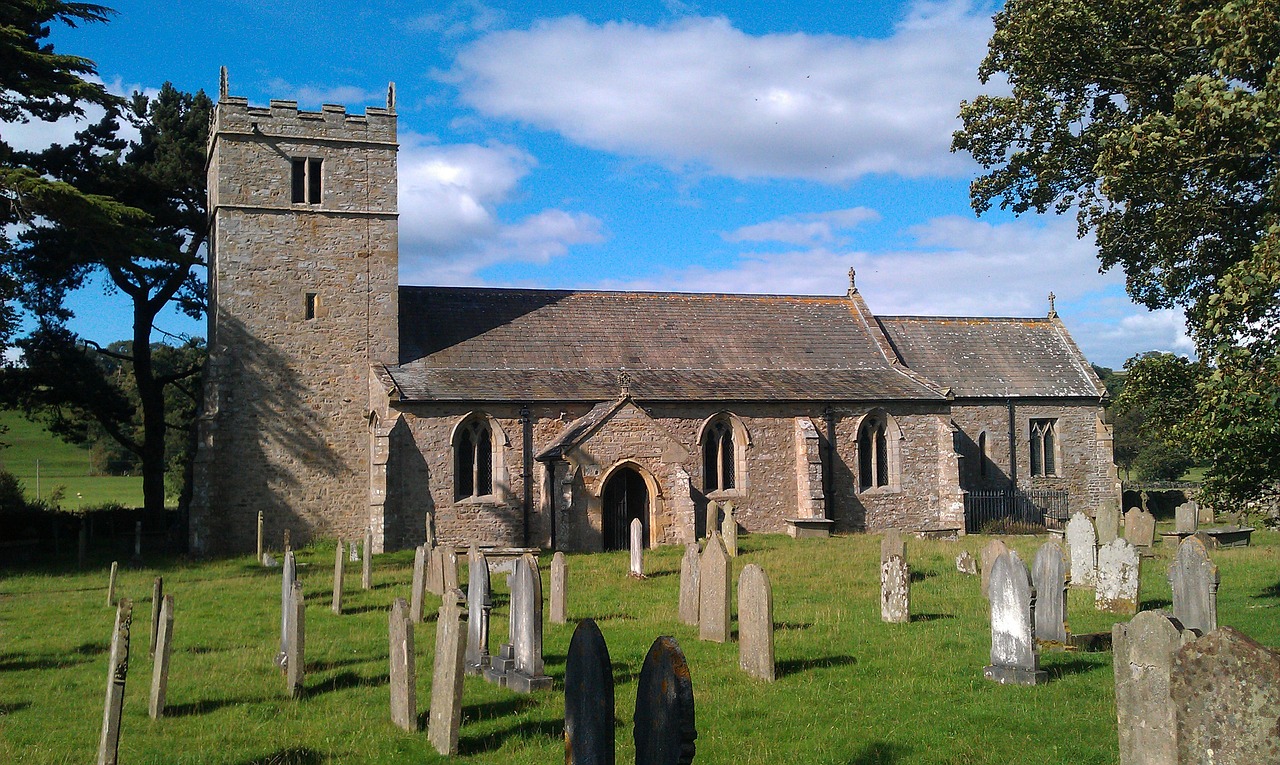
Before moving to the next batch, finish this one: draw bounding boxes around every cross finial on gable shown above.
[1048,292,1057,318]
[219,66,229,101]
[848,266,858,296]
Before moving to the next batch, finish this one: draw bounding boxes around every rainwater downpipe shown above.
[521,406,533,548]
[1006,399,1018,493]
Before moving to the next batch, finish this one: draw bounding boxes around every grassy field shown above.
[1,531,1277,765]
[0,410,145,510]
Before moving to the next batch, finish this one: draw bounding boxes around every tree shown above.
[4,84,210,514]
[953,0,1280,503]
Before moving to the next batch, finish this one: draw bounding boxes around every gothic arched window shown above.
[703,417,736,492]
[455,416,494,500]
[857,411,899,491]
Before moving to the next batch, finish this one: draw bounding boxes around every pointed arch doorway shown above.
[601,466,648,551]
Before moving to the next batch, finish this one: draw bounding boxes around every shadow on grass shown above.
[909,613,954,623]
[307,670,385,696]
[0,641,107,671]
[166,696,271,717]
[642,568,678,579]
[579,613,637,623]
[909,571,936,583]
[0,701,31,715]
[845,741,910,764]
[1141,598,1173,610]
[1252,581,1280,600]
[461,695,537,724]
[234,747,324,765]
[773,621,813,631]
[309,656,379,673]
[776,654,857,679]
[1044,657,1107,680]
[458,718,562,756]
[341,603,392,616]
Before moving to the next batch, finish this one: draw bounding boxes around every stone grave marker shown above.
[634,636,697,765]
[276,551,296,667]
[955,550,977,575]
[133,520,142,562]
[1172,627,1280,764]
[465,546,492,675]
[698,533,731,643]
[564,618,614,765]
[1195,500,1214,526]
[509,554,553,692]
[362,528,373,590]
[1168,535,1219,634]
[881,528,905,563]
[880,553,910,624]
[410,545,426,623]
[107,560,119,607]
[630,518,645,577]
[349,540,359,562]
[1113,611,1191,765]
[738,564,775,681]
[389,597,416,732]
[983,551,1046,685]
[331,540,345,615]
[149,577,163,657]
[428,588,469,755]
[704,501,719,542]
[1095,538,1141,615]
[550,551,567,625]
[442,547,460,595]
[286,581,305,698]
[1031,540,1068,644]
[1123,508,1156,551]
[148,594,174,719]
[1095,502,1120,545]
[1175,502,1198,534]
[426,544,444,596]
[425,514,436,549]
[1066,512,1097,588]
[283,528,291,553]
[97,598,132,765]
[257,510,264,564]
[262,553,278,567]
[678,543,700,626]
[721,503,738,557]
[980,539,1009,598]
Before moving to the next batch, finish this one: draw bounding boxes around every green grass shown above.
[0,410,145,509]
[2,532,1277,764]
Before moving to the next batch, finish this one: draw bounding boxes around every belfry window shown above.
[291,157,322,204]
[1030,419,1058,477]
[703,417,736,492]
[454,417,493,500]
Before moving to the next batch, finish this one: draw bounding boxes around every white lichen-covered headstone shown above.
[629,518,644,577]
[983,551,1046,686]
[1066,512,1097,588]
[1095,538,1140,615]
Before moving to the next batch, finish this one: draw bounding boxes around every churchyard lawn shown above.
[2,531,1277,764]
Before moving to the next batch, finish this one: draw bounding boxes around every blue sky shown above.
[16,0,1194,368]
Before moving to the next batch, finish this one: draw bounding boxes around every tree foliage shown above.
[954,0,1280,503]
[1113,352,1204,481]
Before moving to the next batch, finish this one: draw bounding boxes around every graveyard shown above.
[2,529,1278,764]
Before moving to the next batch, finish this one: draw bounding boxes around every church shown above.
[189,80,1116,556]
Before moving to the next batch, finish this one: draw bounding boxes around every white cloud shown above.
[446,1,994,181]
[405,0,505,38]
[397,134,604,284]
[2,76,151,153]
[723,207,880,246]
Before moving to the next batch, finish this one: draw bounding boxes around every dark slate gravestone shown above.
[465,546,492,676]
[1032,540,1068,644]
[634,636,697,765]
[564,618,615,765]
[1172,626,1280,764]
[1168,535,1219,634]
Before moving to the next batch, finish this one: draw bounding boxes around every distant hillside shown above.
[0,411,144,509]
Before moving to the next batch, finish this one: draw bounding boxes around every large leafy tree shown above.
[1112,352,1204,481]
[953,0,1280,504]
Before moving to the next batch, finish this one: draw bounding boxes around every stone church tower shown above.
[190,72,399,554]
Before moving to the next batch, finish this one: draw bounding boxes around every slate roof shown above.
[389,287,940,402]
[875,316,1104,399]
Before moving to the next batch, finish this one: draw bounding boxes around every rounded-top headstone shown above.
[564,619,615,765]
[634,636,697,765]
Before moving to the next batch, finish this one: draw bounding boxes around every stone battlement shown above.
[212,95,396,145]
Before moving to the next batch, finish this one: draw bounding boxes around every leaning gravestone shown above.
[1175,502,1198,534]
[331,540,346,615]
[1031,540,1068,644]
[107,561,119,607]
[630,518,645,577]
[410,545,426,623]
[721,503,738,557]
[955,550,978,575]
[1095,538,1141,615]
[1168,536,1219,634]
[442,547,460,594]
[1123,507,1156,551]
[1113,611,1190,765]
[678,543,700,626]
[564,618,614,765]
[428,588,469,756]
[980,539,1009,598]
[277,551,297,667]
[698,533,731,643]
[983,551,1047,685]
[880,552,910,625]
[1065,512,1097,588]
[634,636,697,765]
[149,577,164,658]
[1095,502,1120,545]
[148,594,175,719]
[97,599,132,765]
[1172,627,1280,764]
[465,546,492,675]
[738,564,775,681]
[389,597,417,732]
[508,554,553,692]
[286,581,305,698]
[550,551,568,625]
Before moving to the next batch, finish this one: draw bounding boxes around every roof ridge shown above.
[398,284,854,301]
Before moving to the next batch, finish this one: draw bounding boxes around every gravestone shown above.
[426,545,444,596]
[1095,538,1141,615]
[442,547,460,595]
[983,551,1046,685]
[149,577,163,658]
[410,545,426,623]
[1172,627,1280,764]
[263,553,278,567]
[1113,611,1190,765]
[283,528,291,553]
[465,546,492,675]
[550,551,567,625]
[1123,508,1156,550]
[704,501,719,542]
[286,581,305,698]
[881,528,906,562]
[630,518,645,577]
[880,554,910,624]
[388,597,416,732]
[332,540,345,615]
[1168,536,1219,634]
[276,551,296,667]
[1175,502,1198,534]
[980,539,1009,598]
[508,554,553,692]
[349,540,359,562]
[1065,512,1097,587]
[133,521,142,562]
[1095,502,1120,545]
[257,510,264,564]
[698,533,731,643]
[955,550,977,575]
[678,543,700,626]
[428,588,469,756]
[97,599,132,765]
[634,636,697,765]
[425,514,436,549]
[721,503,738,557]
[148,594,174,719]
[738,564,775,681]
[362,528,373,590]
[1031,540,1068,644]
[564,618,615,765]
[107,561,118,607]
[1195,500,1214,526]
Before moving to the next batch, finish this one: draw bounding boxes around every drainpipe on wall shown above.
[823,405,836,521]
[1006,399,1018,493]
[521,405,532,547]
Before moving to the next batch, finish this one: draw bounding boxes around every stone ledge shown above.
[785,518,833,539]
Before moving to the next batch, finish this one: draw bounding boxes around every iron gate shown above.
[964,488,1070,533]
